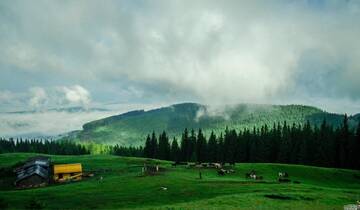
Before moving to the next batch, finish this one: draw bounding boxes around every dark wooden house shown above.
[14,156,50,188]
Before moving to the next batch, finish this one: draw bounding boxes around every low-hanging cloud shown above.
[0,0,360,114]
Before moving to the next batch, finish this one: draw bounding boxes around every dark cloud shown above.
[0,0,359,116]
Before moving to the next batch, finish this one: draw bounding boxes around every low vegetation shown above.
[0,153,359,209]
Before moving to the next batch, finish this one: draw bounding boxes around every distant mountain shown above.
[353,113,360,122]
[68,103,360,146]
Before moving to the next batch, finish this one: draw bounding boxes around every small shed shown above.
[53,163,82,182]
[14,156,50,188]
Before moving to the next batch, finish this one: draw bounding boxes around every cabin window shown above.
[59,174,63,179]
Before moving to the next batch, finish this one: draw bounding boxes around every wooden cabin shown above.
[14,156,50,188]
[53,163,82,182]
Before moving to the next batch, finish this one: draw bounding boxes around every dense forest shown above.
[114,115,360,170]
[0,139,89,155]
[1,115,359,170]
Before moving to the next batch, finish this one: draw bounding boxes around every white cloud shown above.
[0,90,15,103]
[0,102,163,137]
[0,111,114,137]
[60,85,91,107]
[29,87,48,108]
[1,85,92,111]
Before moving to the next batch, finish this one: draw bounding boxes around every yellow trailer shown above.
[53,163,82,182]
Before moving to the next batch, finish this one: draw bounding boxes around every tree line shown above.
[0,138,90,155]
[139,115,360,170]
[1,115,359,170]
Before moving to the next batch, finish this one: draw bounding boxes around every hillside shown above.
[70,103,359,146]
[0,153,359,209]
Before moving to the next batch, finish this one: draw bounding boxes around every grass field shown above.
[0,153,360,209]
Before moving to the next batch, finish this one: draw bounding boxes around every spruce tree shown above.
[170,138,180,162]
[180,128,189,161]
[158,131,170,160]
[189,129,197,162]
[196,129,207,163]
[356,123,360,169]
[150,131,158,158]
[217,133,225,163]
[207,131,218,163]
[339,114,350,168]
[144,134,151,158]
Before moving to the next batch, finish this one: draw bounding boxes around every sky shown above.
[0,0,360,136]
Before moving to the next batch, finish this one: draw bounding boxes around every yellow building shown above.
[53,163,82,182]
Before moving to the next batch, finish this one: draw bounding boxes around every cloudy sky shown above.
[0,0,360,136]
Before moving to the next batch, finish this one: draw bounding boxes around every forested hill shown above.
[70,103,360,145]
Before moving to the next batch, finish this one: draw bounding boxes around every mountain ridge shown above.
[66,103,359,146]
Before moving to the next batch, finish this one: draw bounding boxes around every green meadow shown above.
[1,153,360,209]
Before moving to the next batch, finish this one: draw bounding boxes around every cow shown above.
[214,163,222,169]
[278,172,289,178]
[246,170,262,180]
[229,169,235,173]
[218,169,226,176]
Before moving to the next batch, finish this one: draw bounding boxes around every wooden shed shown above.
[53,163,82,182]
[14,156,50,188]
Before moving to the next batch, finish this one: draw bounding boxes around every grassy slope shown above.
[72,103,360,146]
[1,153,360,209]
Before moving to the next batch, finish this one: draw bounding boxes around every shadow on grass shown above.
[264,194,315,201]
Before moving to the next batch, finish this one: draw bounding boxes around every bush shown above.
[25,199,44,210]
[0,197,8,209]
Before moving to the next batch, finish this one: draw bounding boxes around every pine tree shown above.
[217,133,225,163]
[278,121,290,163]
[150,131,158,158]
[207,131,218,163]
[170,138,180,162]
[196,129,207,163]
[339,114,350,168]
[189,129,196,162]
[144,135,151,158]
[356,123,360,169]
[348,122,360,169]
[158,131,170,160]
[180,128,189,161]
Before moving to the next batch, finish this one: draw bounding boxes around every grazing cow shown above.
[214,163,222,169]
[187,163,196,168]
[245,170,262,180]
[278,172,289,178]
[218,169,226,176]
[201,163,208,167]
[245,170,256,179]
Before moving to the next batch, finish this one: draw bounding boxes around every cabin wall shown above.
[16,175,47,187]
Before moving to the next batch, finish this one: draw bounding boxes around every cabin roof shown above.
[15,165,49,184]
[14,156,50,173]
